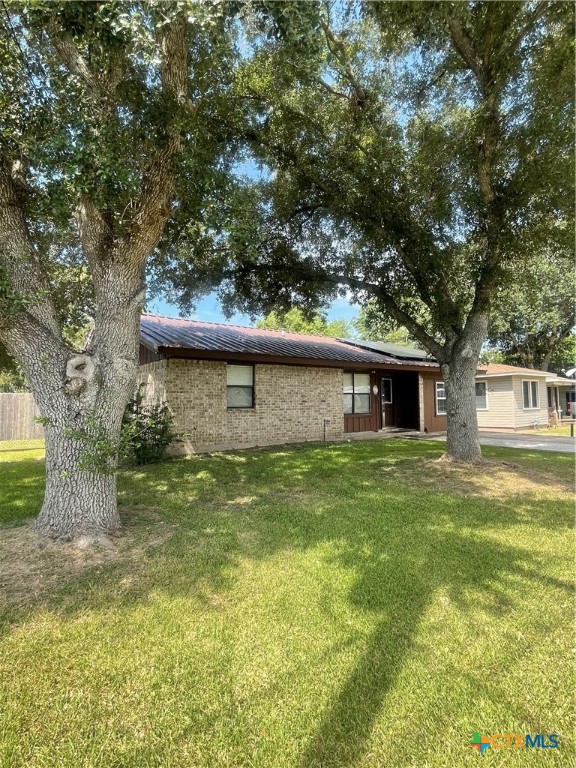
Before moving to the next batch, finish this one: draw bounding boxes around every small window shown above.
[343,372,370,414]
[435,381,447,415]
[475,382,488,410]
[522,380,539,410]
[381,378,393,404]
[227,364,254,408]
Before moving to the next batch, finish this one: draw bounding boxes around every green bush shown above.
[122,391,175,465]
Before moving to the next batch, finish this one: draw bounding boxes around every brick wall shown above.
[138,358,345,454]
[137,360,168,405]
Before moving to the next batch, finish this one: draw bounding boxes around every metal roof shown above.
[338,338,433,362]
[139,314,436,366]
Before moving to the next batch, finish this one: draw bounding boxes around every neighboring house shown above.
[545,373,576,420]
[137,315,574,454]
[474,364,562,431]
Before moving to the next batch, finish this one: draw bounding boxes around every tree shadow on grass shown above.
[296,511,574,768]
[0,440,571,622]
[0,440,572,764]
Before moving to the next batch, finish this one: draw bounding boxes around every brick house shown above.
[137,314,445,454]
[137,314,573,453]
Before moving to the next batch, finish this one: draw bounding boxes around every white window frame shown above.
[226,364,255,409]
[435,381,447,416]
[475,381,489,411]
[522,379,540,410]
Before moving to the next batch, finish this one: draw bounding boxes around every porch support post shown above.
[418,373,425,432]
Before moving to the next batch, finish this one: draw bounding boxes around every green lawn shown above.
[517,425,575,436]
[0,439,573,767]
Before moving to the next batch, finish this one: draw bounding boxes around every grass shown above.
[0,437,45,459]
[0,439,46,526]
[515,425,575,436]
[0,438,573,768]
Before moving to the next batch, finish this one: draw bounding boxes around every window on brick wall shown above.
[227,364,254,408]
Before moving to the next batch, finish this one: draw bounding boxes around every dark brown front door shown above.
[381,377,394,427]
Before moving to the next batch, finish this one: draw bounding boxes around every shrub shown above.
[122,390,175,465]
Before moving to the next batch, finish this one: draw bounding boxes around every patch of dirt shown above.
[225,495,257,506]
[0,507,175,610]
[386,458,572,500]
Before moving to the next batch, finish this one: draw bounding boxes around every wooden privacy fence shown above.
[0,393,44,441]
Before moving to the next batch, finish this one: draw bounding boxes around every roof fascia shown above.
[157,346,435,372]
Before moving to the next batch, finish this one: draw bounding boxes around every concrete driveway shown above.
[429,431,575,454]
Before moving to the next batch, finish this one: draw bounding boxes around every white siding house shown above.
[475,365,551,430]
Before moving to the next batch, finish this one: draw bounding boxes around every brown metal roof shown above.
[140,314,438,367]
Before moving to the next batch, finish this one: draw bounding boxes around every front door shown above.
[381,377,394,427]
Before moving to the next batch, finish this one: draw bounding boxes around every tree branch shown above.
[508,2,549,55]
[318,17,370,110]
[446,13,482,81]
[75,194,114,282]
[117,13,191,265]
[47,22,123,108]
[326,272,445,360]
[0,158,61,338]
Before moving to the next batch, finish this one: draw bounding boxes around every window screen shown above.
[523,380,539,409]
[227,365,254,408]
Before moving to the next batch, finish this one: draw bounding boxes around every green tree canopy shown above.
[256,308,353,338]
[353,303,419,348]
[205,0,574,460]
[487,250,575,372]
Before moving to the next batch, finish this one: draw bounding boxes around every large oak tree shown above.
[207,1,574,461]
[0,0,246,541]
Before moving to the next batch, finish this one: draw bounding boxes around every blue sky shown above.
[148,292,360,327]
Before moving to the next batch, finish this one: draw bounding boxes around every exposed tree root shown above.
[436,452,485,466]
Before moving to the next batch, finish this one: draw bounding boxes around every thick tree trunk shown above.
[30,298,141,541]
[30,348,138,542]
[540,345,553,372]
[37,427,120,540]
[28,345,136,541]
[441,356,482,462]
[441,313,488,463]
[3,265,144,542]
